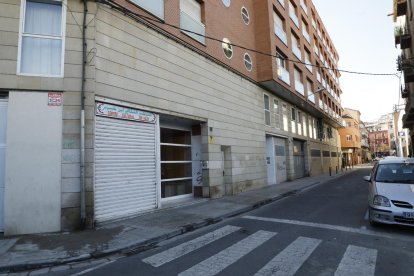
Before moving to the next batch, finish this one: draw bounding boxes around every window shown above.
[18,0,65,77]
[222,0,230,7]
[303,114,307,136]
[288,1,299,28]
[264,94,270,126]
[282,103,288,131]
[180,0,205,44]
[241,7,250,25]
[244,53,252,71]
[131,0,164,19]
[291,33,301,59]
[302,19,310,43]
[222,38,233,59]
[274,99,281,129]
[291,107,296,121]
[347,122,352,127]
[304,49,312,72]
[294,67,304,95]
[346,135,352,141]
[307,79,315,103]
[160,128,192,198]
[273,11,287,45]
[300,0,307,14]
[297,111,302,135]
[276,50,290,85]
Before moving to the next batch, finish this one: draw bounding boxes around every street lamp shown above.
[307,87,326,101]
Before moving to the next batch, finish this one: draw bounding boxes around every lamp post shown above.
[307,87,326,101]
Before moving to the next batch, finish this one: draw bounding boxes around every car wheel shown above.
[369,209,379,227]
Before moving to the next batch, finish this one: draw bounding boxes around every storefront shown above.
[93,102,204,222]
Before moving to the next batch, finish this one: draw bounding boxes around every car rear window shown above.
[375,163,414,183]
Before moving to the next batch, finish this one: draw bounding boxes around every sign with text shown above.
[48,92,62,106]
[95,102,156,124]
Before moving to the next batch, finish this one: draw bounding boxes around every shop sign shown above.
[48,92,62,106]
[96,102,156,123]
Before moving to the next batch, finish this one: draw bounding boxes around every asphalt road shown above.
[51,168,414,276]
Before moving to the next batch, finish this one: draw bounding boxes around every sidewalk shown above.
[0,166,366,273]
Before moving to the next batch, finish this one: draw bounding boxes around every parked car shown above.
[363,157,414,227]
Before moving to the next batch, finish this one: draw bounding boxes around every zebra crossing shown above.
[142,225,378,276]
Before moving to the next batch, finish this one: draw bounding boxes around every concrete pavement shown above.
[0,166,367,274]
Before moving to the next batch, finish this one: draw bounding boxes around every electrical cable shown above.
[98,0,398,77]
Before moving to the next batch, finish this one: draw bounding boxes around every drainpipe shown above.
[80,0,88,227]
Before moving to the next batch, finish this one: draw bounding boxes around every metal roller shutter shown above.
[94,115,157,222]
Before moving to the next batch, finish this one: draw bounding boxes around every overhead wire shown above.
[98,0,398,77]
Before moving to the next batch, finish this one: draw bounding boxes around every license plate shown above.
[403,212,414,219]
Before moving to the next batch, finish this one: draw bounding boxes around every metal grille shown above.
[391,200,413,209]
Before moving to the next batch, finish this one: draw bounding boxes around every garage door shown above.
[94,103,158,222]
[293,140,305,179]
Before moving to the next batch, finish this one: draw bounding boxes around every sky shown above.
[312,0,401,122]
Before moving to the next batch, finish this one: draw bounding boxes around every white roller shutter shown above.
[94,115,158,222]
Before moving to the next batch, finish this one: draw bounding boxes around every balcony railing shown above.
[180,11,205,44]
[308,93,315,103]
[277,67,291,85]
[397,55,414,83]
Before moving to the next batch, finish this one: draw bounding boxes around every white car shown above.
[364,157,414,227]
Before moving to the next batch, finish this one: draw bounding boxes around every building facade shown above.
[0,0,343,235]
[359,121,371,163]
[394,0,414,154]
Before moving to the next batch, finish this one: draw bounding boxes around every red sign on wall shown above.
[48,93,62,106]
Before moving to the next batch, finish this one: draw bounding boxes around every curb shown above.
[1,171,354,273]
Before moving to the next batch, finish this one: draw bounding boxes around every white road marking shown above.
[254,236,321,276]
[142,225,240,267]
[335,245,377,276]
[72,260,116,276]
[242,215,414,241]
[178,230,276,276]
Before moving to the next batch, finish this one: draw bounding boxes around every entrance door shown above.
[0,99,7,231]
[293,140,305,179]
[274,138,287,183]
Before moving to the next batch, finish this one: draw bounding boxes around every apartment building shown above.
[366,113,395,157]
[0,0,343,235]
[339,108,362,165]
[395,0,414,153]
[359,121,371,163]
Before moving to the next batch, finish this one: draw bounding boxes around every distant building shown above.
[359,121,371,162]
[339,108,362,165]
[365,113,395,157]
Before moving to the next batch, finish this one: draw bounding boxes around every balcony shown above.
[316,71,321,82]
[396,0,407,17]
[395,25,411,49]
[180,11,205,44]
[397,55,414,83]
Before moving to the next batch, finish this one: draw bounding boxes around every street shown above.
[51,168,414,276]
